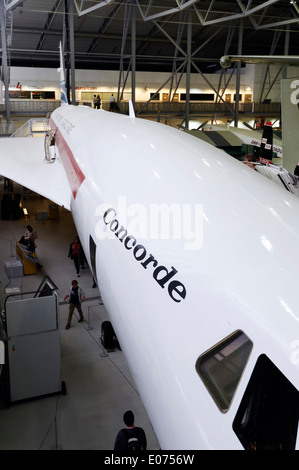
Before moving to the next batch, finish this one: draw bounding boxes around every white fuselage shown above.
[50,105,299,449]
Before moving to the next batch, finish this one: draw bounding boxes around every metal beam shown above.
[36,0,63,52]
[137,0,283,27]
[214,22,236,117]
[136,0,200,22]
[193,0,281,27]
[257,28,281,103]
[152,13,235,117]
[117,2,132,102]
[63,0,70,103]
[136,59,187,116]
[185,9,191,129]
[255,18,299,30]
[168,10,187,102]
[234,18,243,127]
[86,3,123,54]
[5,0,23,12]
[131,3,136,108]
[283,26,290,79]
[0,0,10,121]
[220,55,299,68]
[69,0,76,105]
[73,0,115,17]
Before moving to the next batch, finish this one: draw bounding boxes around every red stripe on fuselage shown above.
[49,116,85,199]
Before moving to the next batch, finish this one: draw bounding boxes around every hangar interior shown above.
[1,0,299,127]
[0,0,299,450]
[0,182,160,450]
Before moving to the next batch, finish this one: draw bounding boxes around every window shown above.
[150,93,160,101]
[233,354,299,450]
[233,94,242,102]
[32,91,55,99]
[180,93,214,101]
[20,91,31,99]
[10,91,55,99]
[9,90,21,98]
[196,330,253,412]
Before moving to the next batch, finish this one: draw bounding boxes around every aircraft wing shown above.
[0,136,72,210]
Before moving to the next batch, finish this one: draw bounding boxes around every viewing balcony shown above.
[0,99,281,123]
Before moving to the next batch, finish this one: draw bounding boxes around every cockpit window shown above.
[196,330,253,412]
[233,354,299,450]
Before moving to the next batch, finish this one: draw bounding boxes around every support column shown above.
[185,9,192,129]
[234,18,243,127]
[131,5,136,109]
[0,0,11,122]
[64,0,70,103]
[69,0,76,104]
[283,26,290,80]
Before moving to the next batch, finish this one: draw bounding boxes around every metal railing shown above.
[0,121,15,135]
[9,99,61,114]
[10,118,49,137]
[0,99,281,124]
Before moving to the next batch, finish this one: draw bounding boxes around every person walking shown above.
[68,236,81,276]
[114,410,147,450]
[64,279,85,329]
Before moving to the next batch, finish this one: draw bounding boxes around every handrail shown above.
[10,118,49,137]
[0,100,281,123]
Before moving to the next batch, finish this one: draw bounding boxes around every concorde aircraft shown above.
[0,44,299,450]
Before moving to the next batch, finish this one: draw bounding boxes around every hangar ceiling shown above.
[1,0,299,73]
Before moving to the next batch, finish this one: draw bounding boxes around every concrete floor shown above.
[0,181,159,450]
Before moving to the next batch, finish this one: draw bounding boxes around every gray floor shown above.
[0,180,159,450]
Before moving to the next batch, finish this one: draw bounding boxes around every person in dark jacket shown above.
[114,410,147,450]
[64,279,85,329]
[68,236,81,276]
